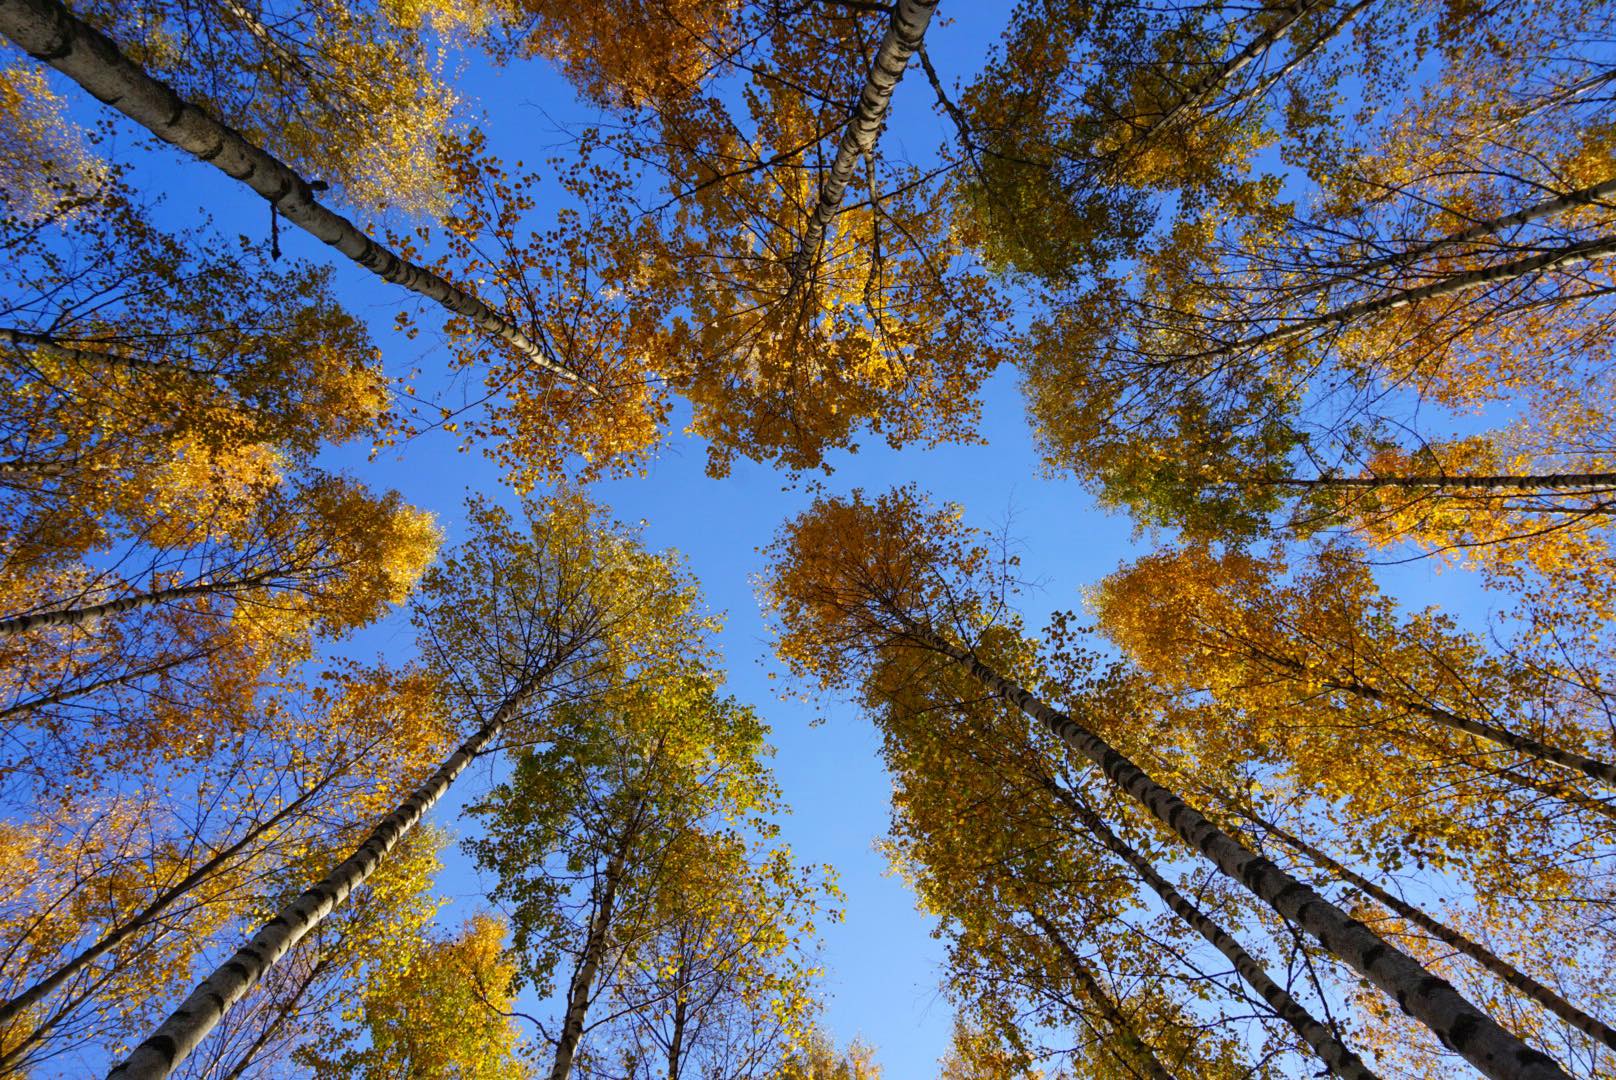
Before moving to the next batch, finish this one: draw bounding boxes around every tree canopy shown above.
[2,0,1614,1076]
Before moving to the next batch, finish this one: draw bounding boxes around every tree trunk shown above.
[1230,642,1616,795]
[1210,0,1373,117]
[1246,806,1616,1053]
[0,973,107,1073]
[214,0,314,85]
[907,624,1569,1080]
[1323,174,1616,284]
[0,326,174,374]
[665,955,688,1080]
[1211,232,1616,357]
[1477,71,1616,140]
[788,0,937,288]
[0,0,588,392]
[548,842,631,1080]
[0,455,83,481]
[0,570,276,636]
[1485,761,1616,824]
[1312,670,1616,790]
[105,675,550,1080]
[0,645,215,719]
[1043,780,1376,1080]
[1263,471,1616,492]
[1121,0,1332,149]
[1387,710,1616,824]
[1026,909,1178,1080]
[0,781,324,1034]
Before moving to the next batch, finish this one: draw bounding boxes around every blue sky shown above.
[328,8,1143,1069]
[50,5,1494,1074]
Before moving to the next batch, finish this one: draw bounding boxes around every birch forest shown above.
[1,0,1614,1076]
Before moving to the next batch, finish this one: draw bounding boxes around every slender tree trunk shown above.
[1476,72,1616,140]
[548,843,630,1080]
[214,0,314,84]
[1326,174,1616,284]
[0,326,174,374]
[1311,669,1616,790]
[1486,760,1616,824]
[1210,231,1616,357]
[1245,806,1616,1053]
[1026,909,1178,1080]
[0,645,214,719]
[1261,471,1616,492]
[1394,717,1616,823]
[0,973,107,1073]
[1211,0,1373,116]
[0,454,84,480]
[906,623,1569,1080]
[1043,780,1376,1080]
[666,955,688,1080]
[1232,641,1616,794]
[788,0,937,287]
[0,0,588,391]
[105,675,551,1080]
[0,570,276,636]
[0,782,324,1032]
[1121,0,1331,147]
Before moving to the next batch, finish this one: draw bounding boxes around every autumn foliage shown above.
[2,0,1615,1077]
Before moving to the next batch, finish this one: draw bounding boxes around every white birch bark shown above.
[0,571,275,636]
[1248,807,1616,1053]
[788,0,937,288]
[1049,783,1377,1080]
[548,842,630,1080]
[105,678,547,1080]
[0,0,590,391]
[910,624,1570,1080]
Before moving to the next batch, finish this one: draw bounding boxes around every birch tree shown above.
[853,608,1367,1077]
[65,0,476,212]
[1002,0,1616,576]
[175,825,450,1080]
[0,0,585,388]
[105,490,704,1079]
[0,662,453,1076]
[463,0,1010,476]
[1084,542,1616,1064]
[1177,774,1616,1076]
[1233,797,1616,1059]
[763,485,1573,1080]
[468,675,830,1080]
[1093,543,1616,848]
